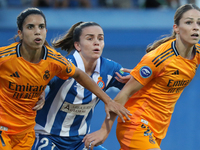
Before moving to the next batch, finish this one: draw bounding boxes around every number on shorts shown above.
[38,137,56,150]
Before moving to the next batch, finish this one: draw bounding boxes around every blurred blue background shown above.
[1,1,200,149]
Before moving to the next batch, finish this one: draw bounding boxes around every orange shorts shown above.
[0,129,35,150]
[116,120,161,150]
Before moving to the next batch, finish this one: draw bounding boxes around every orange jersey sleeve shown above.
[45,45,76,80]
[0,43,76,135]
[119,39,200,139]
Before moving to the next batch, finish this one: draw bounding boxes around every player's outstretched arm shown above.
[72,67,131,122]
[83,112,117,150]
[83,76,143,149]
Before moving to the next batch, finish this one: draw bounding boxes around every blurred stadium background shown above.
[1,0,200,149]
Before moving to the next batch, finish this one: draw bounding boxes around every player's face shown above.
[174,9,200,46]
[18,14,47,51]
[76,26,104,61]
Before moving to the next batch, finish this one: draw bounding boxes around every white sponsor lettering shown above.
[141,119,148,125]
[60,101,94,115]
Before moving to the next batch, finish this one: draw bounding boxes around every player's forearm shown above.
[113,89,130,106]
[101,112,118,135]
[114,76,143,106]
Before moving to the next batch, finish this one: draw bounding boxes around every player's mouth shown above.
[34,38,42,44]
[93,48,100,52]
[191,33,199,38]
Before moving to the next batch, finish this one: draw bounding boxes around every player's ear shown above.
[18,30,23,40]
[74,42,81,52]
[173,24,179,34]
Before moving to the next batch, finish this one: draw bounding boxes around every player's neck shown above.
[175,41,195,60]
[20,45,44,63]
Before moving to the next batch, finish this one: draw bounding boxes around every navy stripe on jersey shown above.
[0,45,16,58]
[155,53,175,67]
[152,48,175,67]
[0,51,16,58]
[152,41,178,67]
[48,50,68,64]
[196,44,200,49]
[47,50,70,66]
[48,49,63,58]
[47,55,67,65]
[0,46,16,55]
[196,45,200,54]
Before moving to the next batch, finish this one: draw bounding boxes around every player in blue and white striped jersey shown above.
[32,22,131,150]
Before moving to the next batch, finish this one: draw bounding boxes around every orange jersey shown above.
[119,39,200,139]
[0,42,76,135]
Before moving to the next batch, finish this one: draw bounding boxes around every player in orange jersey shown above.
[0,7,131,150]
[83,3,200,150]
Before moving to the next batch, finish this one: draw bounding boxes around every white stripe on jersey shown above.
[45,79,74,133]
[60,113,76,136]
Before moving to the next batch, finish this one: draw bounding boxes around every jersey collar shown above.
[73,51,101,74]
[172,40,197,56]
[16,43,48,60]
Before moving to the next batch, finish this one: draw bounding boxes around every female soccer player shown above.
[0,8,130,150]
[32,21,131,150]
[83,3,200,150]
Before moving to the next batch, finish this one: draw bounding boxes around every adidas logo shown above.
[172,70,179,75]
[10,71,20,77]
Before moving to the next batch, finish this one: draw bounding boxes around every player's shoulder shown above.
[66,54,75,61]
[45,45,62,57]
[143,40,177,67]
[195,43,200,54]
[0,42,18,58]
[0,42,18,51]
[150,40,174,55]
[101,57,121,67]
[100,57,124,74]
[65,54,77,66]
[45,45,67,63]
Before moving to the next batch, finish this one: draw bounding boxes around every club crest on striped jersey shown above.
[97,77,105,89]
[140,66,152,78]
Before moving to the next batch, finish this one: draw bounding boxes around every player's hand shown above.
[83,129,108,150]
[105,100,131,122]
[32,91,45,111]
[115,68,132,83]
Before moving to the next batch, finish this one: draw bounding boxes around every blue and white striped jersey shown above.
[34,51,129,137]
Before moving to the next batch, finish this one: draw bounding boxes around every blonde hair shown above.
[146,4,200,53]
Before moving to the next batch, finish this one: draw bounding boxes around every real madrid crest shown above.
[97,76,105,89]
[43,70,50,80]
